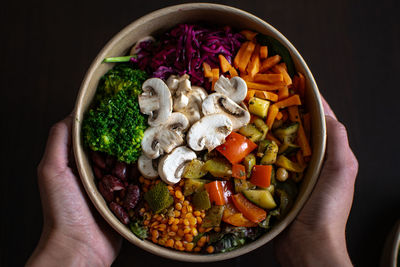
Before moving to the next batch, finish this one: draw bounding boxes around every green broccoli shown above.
[82,64,148,163]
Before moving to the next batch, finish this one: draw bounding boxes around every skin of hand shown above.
[27,116,122,267]
[274,97,358,267]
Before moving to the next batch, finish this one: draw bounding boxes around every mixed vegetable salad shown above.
[82,24,312,254]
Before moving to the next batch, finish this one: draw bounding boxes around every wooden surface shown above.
[1,0,399,266]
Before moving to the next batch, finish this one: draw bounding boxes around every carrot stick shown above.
[303,112,311,142]
[260,46,268,59]
[266,104,279,128]
[254,73,283,84]
[241,74,254,82]
[260,55,281,72]
[238,42,256,73]
[254,91,279,102]
[266,132,281,146]
[246,45,260,78]
[288,106,312,156]
[240,30,258,41]
[203,62,212,78]
[276,111,283,120]
[245,90,256,102]
[234,42,249,69]
[296,150,305,166]
[229,67,238,77]
[274,95,301,109]
[296,72,306,98]
[246,81,285,91]
[219,54,233,73]
[211,68,219,91]
[278,86,289,100]
[272,63,292,85]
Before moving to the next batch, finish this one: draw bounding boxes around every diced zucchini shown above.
[248,97,270,118]
[253,118,269,139]
[183,178,207,196]
[257,140,271,157]
[203,158,232,178]
[234,178,256,193]
[201,205,225,228]
[243,189,277,209]
[239,124,263,142]
[263,184,275,194]
[192,189,211,210]
[243,153,256,178]
[260,141,279,164]
[274,122,299,143]
[276,155,305,173]
[183,159,207,178]
[278,143,300,156]
[144,182,174,213]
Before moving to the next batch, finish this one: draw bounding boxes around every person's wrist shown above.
[27,227,108,267]
[276,223,352,267]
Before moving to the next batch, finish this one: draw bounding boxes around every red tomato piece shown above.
[216,132,257,164]
[249,165,272,188]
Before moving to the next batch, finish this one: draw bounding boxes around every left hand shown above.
[27,116,122,267]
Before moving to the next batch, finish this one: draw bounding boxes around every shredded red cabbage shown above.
[131,24,244,88]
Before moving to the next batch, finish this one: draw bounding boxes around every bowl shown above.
[72,3,326,262]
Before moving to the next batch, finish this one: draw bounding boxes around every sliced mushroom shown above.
[166,75,179,95]
[214,76,247,103]
[139,78,172,127]
[141,112,189,159]
[177,86,208,125]
[138,154,158,179]
[158,146,197,185]
[130,36,155,55]
[173,75,192,111]
[187,114,233,152]
[202,93,250,130]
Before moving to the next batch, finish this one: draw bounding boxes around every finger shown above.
[40,116,73,172]
[321,95,337,120]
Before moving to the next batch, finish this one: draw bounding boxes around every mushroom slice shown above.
[139,78,172,127]
[202,93,250,130]
[130,36,155,55]
[214,76,247,103]
[178,86,208,125]
[187,114,233,152]
[158,146,197,185]
[141,112,189,159]
[166,75,179,95]
[138,154,158,179]
[173,75,192,111]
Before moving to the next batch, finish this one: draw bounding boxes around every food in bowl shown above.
[82,23,312,254]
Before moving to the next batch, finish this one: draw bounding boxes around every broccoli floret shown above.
[82,65,148,163]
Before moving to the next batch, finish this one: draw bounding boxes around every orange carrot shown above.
[211,68,219,90]
[272,63,292,85]
[254,90,279,102]
[288,106,312,156]
[303,112,311,141]
[247,45,260,78]
[229,67,238,77]
[240,30,258,41]
[203,62,212,78]
[294,72,306,98]
[278,86,289,100]
[276,111,283,120]
[266,104,279,128]
[241,74,254,82]
[238,42,256,73]
[232,164,246,180]
[245,90,256,102]
[260,46,268,59]
[232,193,266,223]
[274,95,301,109]
[266,132,281,146]
[246,81,285,91]
[260,55,281,72]
[254,73,283,84]
[219,54,232,73]
[234,42,249,69]
[296,150,305,167]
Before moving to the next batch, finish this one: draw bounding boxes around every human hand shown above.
[27,116,122,267]
[274,97,358,267]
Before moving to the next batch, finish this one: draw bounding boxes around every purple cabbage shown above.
[131,24,244,88]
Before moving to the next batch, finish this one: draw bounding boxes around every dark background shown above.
[2,0,399,266]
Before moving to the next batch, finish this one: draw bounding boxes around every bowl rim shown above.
[72,2,326,262]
